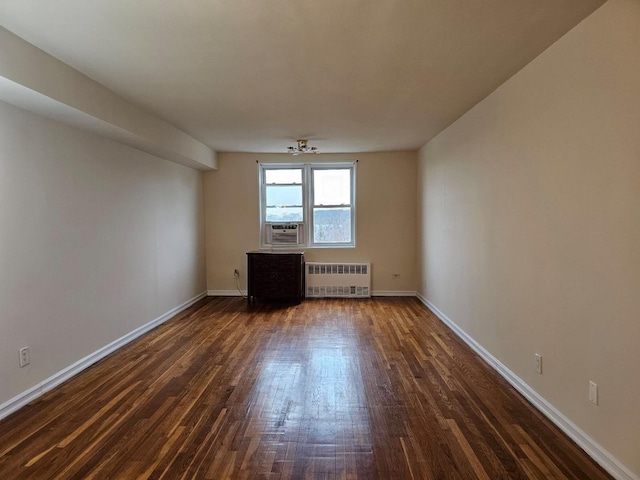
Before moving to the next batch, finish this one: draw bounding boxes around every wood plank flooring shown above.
[0,297,613,479]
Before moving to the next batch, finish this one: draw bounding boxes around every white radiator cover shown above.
[305,262,371,298]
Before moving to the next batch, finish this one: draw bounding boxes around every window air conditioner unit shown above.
[268,223,301,246]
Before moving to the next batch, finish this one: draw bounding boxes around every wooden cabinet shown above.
[246,251,304,305]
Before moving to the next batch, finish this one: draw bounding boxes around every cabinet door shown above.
[248,253,303,301]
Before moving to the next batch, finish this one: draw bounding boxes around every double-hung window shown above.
[259,162,356,248]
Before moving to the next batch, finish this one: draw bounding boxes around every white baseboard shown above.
[208,290,418,298]
[0,291,208,422]
[415,292,638,480]
[371,290,417,297]
[207,289,246,297]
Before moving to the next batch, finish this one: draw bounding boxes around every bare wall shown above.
[204,152,417,294]
[0,100,206,407]
[417,0,639,475]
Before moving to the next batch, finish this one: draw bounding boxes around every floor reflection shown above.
[244,321,373,477]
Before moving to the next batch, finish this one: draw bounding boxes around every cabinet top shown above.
[246,250,304,255]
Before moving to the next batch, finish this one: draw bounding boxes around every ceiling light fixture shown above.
[287,139,318,155]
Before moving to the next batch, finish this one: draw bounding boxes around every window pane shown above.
[313,169,351,206]
[266,185,302,206]
[266,206,303,222]
[265,169,302,184]
[313,207,351,243]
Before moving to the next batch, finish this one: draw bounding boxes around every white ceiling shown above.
[0,0,604,154]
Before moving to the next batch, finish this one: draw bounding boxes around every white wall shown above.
[204,152,417,294]
[417,0,640,476]
[0,100,206,407]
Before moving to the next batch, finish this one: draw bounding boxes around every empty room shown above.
[0,0,638,479]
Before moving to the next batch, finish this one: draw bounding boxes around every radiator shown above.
[305,262,371,298]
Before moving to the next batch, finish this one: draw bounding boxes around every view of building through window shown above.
[312,169,352,243]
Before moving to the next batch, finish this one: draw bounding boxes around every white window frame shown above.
[259,162,356,249]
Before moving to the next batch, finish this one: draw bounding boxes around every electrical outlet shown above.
[589,381,598,405]
[534,353,542,374]
[19,347,30,368]
[234,269,239,278]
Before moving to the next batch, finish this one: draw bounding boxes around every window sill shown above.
[259,244,355,250]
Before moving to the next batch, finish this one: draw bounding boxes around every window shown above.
[259,162,356,248]
[264,168,303,223]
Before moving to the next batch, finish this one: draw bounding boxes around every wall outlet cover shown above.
[589,381,598,405]
[19,347,30,368]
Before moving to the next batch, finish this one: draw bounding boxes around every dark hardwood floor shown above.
[0,297,612,479]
